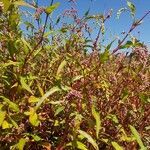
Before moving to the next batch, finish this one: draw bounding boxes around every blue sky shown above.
[24,0,150,48]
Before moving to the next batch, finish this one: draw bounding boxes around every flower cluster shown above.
[133,46,149,64]
[34,7,45,20]
[65,89,82,100]
[63,7,77,18]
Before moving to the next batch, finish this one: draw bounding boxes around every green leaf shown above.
[127,1,136,17]
[120,41,133,49]
[29,108,40,126]
[21,38,32,54]
[56,60,67,79]
[0,96,19,112]
[106,114,119,124]
[2,120,11,129]
[17,138,27,150]
[72,75,83,82]
[45,2,60,14]
[0,111,6,126]
[54,106,65,116]
[139,93,149,103]
[117,7,127,19]
[92,106,101,138]
[100,49,109,63]
[129,125,147,150]
[56,16,61,24]
[28,96,39,103]
[78,130,99,150]
[20,77,33,94]
[84,9,90,16]
[8,116,19,128]
[31,134,42,141]
[48,100,64,105]
[0,0,11,12]
[35,86,61,110]
[101,23,105,35]
[2,60,20,68]
[111,142,123,150]
[76,141,88,150]
[100,41,114,63]
[13,1,36,9]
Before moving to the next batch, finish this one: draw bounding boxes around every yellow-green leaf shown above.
[111,141,123,150]
[29,108,40,126]
[20,77,33,94]
[76,141,88,150]
[129,125,147,150]
[35,86,60,110]
[0,111,6,126]
[0,0,11,12]
[78,130,99,150]
[2,60,20,68]
[17,138,27,150]
[45,2,60,14]
[2,120,11,129]
[28,96,39,103]
[92,106,101,138]
[0,96,19,112]
[127,1,136,17]
[72,75,83,82]
[9,117,18,128]
[21,37,32,54]
[13,1,36,9]
[56,60,67,79]
[31,134,42,141]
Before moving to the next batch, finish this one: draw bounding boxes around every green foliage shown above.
[92,106,101,138]
[78,130,99,150]
[127,1,136,17]
[45,2,60,14]
[129,125,147,150]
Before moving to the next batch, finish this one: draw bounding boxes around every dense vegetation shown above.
[0,0,149,149]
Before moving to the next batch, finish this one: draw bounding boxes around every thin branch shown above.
[21,0,55,74]
[93,9,112,50]
[112,10,150,54]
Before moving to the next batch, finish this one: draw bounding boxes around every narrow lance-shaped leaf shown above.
[117,7,127,19]
[13,1,36,9]
[56,60,67,79]
[2,120,11,129]
[28,96,39,103]
[35,86,61,110]
[129,125,147,150]
[92,106,101,138]
[111,141,123,150]
[76,141,88,150]
[45,2,60,14]
[9,116,18,128]
[21,37,32,54]
[84,8,90,16]
[17,138,27,150]
[78,130,99,150]
[127,1,136,17]
[0,96,19,112]
[20,77,33,94]
[2,60,20,68]
[29,111,40,126]
[72,75,83,82]
[1,0,11,12]
[0,111,6,126]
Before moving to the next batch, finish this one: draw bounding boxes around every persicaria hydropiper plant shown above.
[0,0,150,149]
